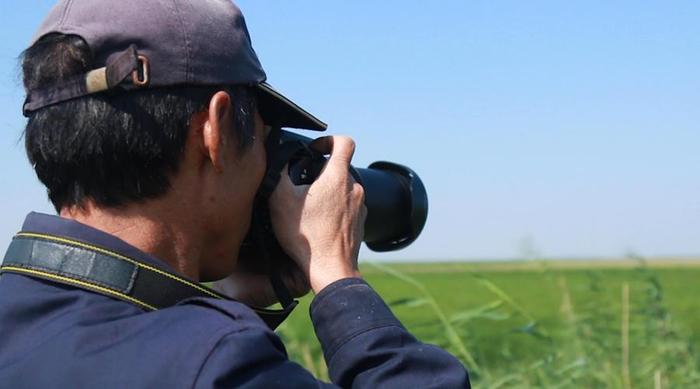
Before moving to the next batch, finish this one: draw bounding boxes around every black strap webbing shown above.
[0,232,296,330]
[254,126,305,309]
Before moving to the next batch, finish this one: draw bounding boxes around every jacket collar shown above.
[21,212,176,273]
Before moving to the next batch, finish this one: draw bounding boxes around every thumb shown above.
[312,136,356,173]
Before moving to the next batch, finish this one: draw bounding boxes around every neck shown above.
[60,200,202,281]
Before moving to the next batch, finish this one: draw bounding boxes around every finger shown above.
[309,136,333,154]
[319,136,356,173]
[310,136,356,162]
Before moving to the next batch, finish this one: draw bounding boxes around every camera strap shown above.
[0,232,296,330]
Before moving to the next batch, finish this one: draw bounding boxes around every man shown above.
[0,0,470,387]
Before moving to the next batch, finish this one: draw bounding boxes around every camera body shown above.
[238,129,428,274]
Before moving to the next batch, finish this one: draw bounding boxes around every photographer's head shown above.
[21,0,326,281]
[23,33,265,280]
[23,34,259,212]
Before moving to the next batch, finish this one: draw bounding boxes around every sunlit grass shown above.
[277,258,700,387]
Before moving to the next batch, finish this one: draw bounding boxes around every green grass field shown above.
[276,259,700,388]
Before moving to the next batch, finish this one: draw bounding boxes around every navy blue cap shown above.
[23,0,327,131]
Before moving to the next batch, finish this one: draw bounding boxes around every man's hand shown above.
[269,136,367,294]
[210,265,310,308]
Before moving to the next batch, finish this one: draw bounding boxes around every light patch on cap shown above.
[85,68,109,94]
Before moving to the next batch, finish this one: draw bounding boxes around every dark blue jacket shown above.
[0,213,469,388]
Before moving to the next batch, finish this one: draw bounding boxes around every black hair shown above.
[21,33,257,212]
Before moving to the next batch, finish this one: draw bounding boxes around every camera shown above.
[238,129,429,275]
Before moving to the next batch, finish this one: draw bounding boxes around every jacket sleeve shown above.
[194,278,469,389]
[311,278,470,388]
[193,323,338,388]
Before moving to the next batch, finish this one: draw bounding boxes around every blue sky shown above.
[0,1,698,261]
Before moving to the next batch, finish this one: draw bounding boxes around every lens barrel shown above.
[355,162,428,252]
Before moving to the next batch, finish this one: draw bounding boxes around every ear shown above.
[202,91,233,172]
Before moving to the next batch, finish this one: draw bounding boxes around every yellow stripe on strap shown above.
[15,232,222,299]
[0,266,157,311]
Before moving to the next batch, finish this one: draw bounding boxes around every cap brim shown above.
[256,82,327,131]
